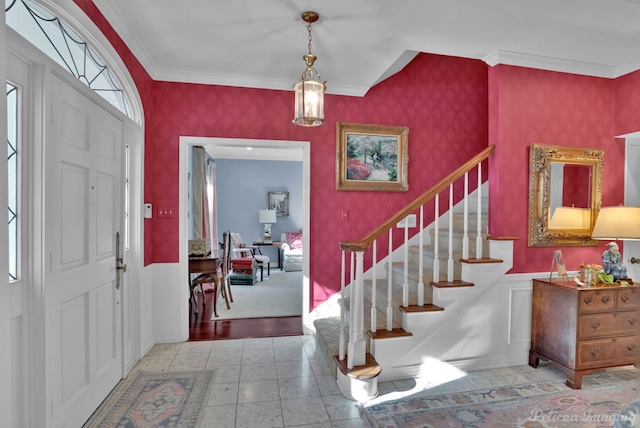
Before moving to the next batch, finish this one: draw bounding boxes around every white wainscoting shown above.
[149,262,189,343]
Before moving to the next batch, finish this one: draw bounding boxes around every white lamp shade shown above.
[591,206,640,240]
[549,207,591,229]
[259,209,277,224]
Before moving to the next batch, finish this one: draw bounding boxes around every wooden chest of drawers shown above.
[529,278,639,389]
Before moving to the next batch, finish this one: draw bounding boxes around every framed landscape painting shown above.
[336,122,409,191]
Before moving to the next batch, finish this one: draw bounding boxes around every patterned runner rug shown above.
[361,369,640,427]
[83,370,214,428]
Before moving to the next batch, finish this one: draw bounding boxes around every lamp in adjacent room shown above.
[293,11,326,127]
[259,209,277,242]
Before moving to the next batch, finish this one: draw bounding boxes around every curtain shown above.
[191,146,219,256]
[206,158,219,256]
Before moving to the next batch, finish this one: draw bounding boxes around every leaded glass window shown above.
[5,0,132,118]
[7,83,19,282]
[124,144,130,251]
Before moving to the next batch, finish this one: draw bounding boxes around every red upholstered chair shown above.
[229,232,270,281]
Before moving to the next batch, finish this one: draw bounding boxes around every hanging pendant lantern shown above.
[293,11,326,127]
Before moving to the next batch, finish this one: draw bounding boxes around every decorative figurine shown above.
[602,242,627,280]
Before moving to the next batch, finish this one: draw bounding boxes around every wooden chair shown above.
[221,231,233,303]
[190,232,233,317]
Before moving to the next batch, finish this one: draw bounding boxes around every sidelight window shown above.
[7,83,19,282]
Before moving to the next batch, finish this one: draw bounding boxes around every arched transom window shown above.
[5,0,133,118]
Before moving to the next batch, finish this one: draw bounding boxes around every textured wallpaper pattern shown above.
[76,0,637,310]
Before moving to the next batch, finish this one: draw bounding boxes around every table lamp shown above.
[591,206,640,241]
[259,209,277,242]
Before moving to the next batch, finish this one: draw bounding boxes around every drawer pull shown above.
[628,344,636,352]
[621,294,630,303]
[591,320,602,330]
[601,295,610,304]
[629,317,638,326]
[584,296,593,305]
[591,346,601,356]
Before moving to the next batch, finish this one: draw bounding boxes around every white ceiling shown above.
[92,0,640,160]
[94,0,640,98]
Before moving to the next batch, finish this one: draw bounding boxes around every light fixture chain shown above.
[307,22,313,55]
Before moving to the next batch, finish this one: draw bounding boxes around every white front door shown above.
[45,72,124,427]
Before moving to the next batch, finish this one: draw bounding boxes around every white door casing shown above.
[45,71,123,427]
[625,139,640,280]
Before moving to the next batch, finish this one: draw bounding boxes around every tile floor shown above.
[133,335,367,428]
[130,334,615,428]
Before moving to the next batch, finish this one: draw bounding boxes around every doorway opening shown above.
[179,137,311,340]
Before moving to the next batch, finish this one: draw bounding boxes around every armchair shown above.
[281,231,303,271]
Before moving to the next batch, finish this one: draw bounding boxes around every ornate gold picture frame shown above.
[528,144,603,247]
[336,122,409,191]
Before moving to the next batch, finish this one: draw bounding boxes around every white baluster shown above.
[403,219,409,307]
[476,162,483,259]
[447,183,454,282]
[371,240,377,333]
[339,250,345,362]
[462,171,469,260]
[418,205,424,306]
[349,252,355,347]
[387,229,393,331]
[433,195,440,283]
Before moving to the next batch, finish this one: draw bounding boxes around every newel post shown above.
[348,250,366,369]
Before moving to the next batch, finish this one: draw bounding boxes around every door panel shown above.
[46,72,123,427]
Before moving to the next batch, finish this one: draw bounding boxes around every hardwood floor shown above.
[188,288,303,341]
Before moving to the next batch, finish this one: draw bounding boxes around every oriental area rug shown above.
[360,368,640,428]
[83,370,214,428]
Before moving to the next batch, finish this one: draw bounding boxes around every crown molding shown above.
[613,56,640,78]
[483,50,617,78]
[93,0,161,80]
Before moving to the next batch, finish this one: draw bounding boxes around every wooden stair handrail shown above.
[340,144,495,253]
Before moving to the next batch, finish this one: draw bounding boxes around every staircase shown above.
[311,145,518,401]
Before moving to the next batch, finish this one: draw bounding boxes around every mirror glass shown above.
[528,144,603,247]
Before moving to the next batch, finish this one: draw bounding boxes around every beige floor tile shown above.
[240,362,278,382]
[281,396,330,426]
[207,382,239,406]
[238,379,281,403]
[236,400,283,427]
[199,404,237,428]
[211,365,241,384]
[278,376,321,399]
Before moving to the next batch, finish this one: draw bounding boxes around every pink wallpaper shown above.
[488,65,625,274]
[75,0,637,311]
[148,54,489,309]
[614,69,640,135]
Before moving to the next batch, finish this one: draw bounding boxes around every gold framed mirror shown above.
[528,144,604,247]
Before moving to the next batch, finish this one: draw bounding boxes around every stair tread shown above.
[460,257,503,264]
[487,235,519,241]
[400,303,445,312]
[368,328,413,339]
[430,280,474,288]
[334,353,381,380]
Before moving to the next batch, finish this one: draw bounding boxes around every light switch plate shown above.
[144,203,152,219]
